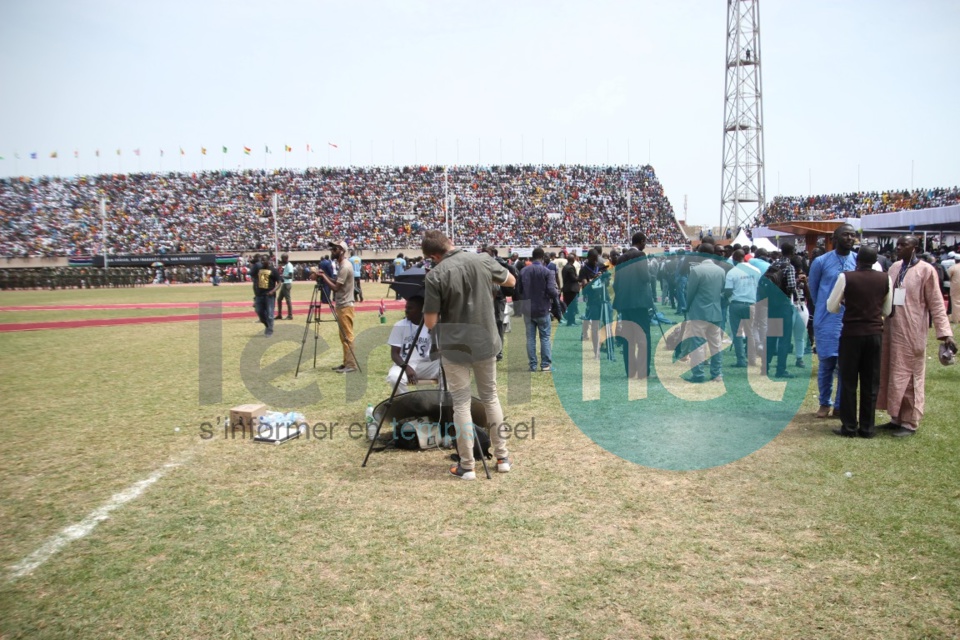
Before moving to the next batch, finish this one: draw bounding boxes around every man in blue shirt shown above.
[393,253,406,300]
[808,224,857,418]
[724,250,761,367]
[349,250,363,302]
[318,253,335,306]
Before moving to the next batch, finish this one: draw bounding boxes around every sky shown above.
[1,0,958,227]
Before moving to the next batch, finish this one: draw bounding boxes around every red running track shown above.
[0,299,406,332]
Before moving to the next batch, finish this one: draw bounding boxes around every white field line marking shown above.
[8,456,189,580]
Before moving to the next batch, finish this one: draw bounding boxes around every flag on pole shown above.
[50,151,58,158]
[378,299,386,317]
[116,149,121,156]
[265,145,271,153]
[243,146,251,155]
[328,142,338,149]
[95,149,100,157]
[284,145,292,152]
[30,152,37,159]
[160,149,164,157]
[306,144,312,152]
[222,146,228,153]
[201,147,207,155]
[134,148,141,157]
[74,150,79,158]
[180,147,185,156]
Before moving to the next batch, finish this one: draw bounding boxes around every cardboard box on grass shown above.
[230,404,267,433]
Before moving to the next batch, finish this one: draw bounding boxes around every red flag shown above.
[378,299,386,316]
[328,142,338,149]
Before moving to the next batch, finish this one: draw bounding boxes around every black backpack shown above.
[766,260,795,295]
[763,262,784,291]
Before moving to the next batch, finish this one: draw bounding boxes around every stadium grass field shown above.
[1,282,958,639]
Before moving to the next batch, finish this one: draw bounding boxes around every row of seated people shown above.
[757,186,960,226]
[0,165,687,258]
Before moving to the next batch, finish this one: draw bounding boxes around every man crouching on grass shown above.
[421,230,515,480]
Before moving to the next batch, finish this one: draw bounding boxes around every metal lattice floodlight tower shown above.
[720,0,766,235]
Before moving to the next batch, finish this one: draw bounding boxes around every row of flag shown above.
[0,143,341,161]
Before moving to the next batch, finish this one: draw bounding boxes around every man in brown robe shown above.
[877,236,957,436]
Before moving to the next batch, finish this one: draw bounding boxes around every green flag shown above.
[222,146,227,153]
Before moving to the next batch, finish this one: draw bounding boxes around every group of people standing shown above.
[811,225,956,438]
[245,227,957,482]
[490,225,957,442]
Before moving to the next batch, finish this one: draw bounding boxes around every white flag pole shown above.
[101,197,109,270]
[272,192,279,261]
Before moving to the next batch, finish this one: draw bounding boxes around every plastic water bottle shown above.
[365,403,376,441]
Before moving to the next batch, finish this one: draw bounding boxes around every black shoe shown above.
[832,428,856,438]
[331,365,345,371]
[274,316,282,320]
[774,371,796,379]
[876,421,899,431]
[890,426,916,438]
[857,430,877,439]
[286,316,293,320]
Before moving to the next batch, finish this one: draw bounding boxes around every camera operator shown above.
[316,240,358,374]
[422,230,515,481]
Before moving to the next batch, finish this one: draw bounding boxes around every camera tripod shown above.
[295,283,363,377]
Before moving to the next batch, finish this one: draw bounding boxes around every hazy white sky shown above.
[1,0,958,226]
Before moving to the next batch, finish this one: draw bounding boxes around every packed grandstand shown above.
[0,165,686,257]
[3,164,958,259]
[756,187,960,227]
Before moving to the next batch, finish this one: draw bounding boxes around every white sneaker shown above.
[497,457,512,473]
[449,465,476,480]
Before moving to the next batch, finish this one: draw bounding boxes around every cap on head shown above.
[328,240,348,253]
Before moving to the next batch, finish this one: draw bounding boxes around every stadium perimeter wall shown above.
[2,245,679,269]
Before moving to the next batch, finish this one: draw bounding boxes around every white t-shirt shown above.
[388,318,432,367]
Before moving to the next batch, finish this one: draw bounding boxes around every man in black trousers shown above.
[613,232,655,379]
[826,246,893,438]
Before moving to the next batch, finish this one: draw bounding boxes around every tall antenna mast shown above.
[720,0,766,234]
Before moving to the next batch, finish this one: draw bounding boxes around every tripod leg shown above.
[363,320,430,467]
[313,303,321,368]
[295,286,320,378]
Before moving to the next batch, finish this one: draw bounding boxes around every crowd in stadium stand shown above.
[756,187,960,227]
[0,165,686,258]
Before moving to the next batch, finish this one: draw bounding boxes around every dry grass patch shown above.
[1,285,958,639]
